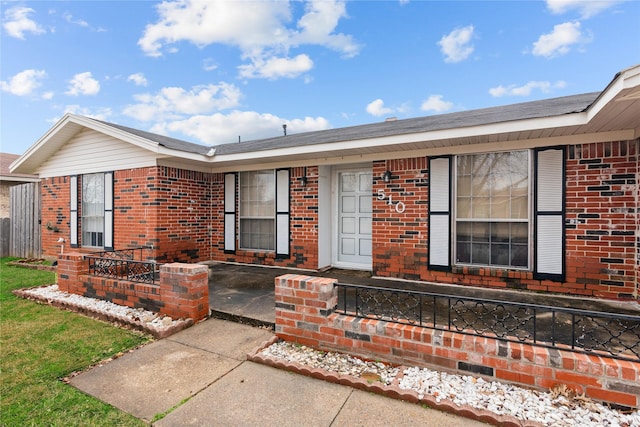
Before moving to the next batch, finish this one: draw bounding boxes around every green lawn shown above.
[0,258,151,426]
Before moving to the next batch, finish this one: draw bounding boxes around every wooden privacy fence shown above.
[0,218,9,258]
[6,183,41,258]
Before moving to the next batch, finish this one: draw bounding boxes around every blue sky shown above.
[1,0,639,155]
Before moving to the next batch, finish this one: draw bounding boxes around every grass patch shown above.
[0,257,151,426]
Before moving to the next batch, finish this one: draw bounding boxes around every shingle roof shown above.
[92,91,599,157]
[91,119,213,155]
[214,92,599,155]
[0,153,38,180]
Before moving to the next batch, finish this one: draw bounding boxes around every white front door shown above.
[335,169,372,269]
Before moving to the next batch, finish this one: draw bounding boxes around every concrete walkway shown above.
[70,318,485,426]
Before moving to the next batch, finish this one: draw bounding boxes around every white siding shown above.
[37,129,158,177]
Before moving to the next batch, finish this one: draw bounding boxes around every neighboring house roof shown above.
[0,153,39,183]
[11,64,640,175]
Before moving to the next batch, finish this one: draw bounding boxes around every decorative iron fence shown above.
[86,247,159,284]
[335,283,640,362]
[91,247,149,261]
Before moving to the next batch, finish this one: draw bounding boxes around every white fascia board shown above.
[75,116,160,152]
[586,65,640,118]
[0,175,40,183]
[621,66,640,90]
[155,145,212,162]
[11,113,161,174]
[208,128,635,173]
[210,67,640,166]
[10,113,78,173]
[157,157,217,173]
[208,112,591,166]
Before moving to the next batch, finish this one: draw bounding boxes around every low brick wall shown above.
[274,274,640,409]
[57,253,209,321]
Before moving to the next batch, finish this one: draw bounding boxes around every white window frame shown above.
[81,172,106,249]
[452,150,532,270]
[239,170,276,251]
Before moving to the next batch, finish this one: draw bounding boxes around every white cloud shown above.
[49,105,113,124]
[532,21,586,58]
[0,69,47,96]
[238,54,313,79]
[203,58,218,71]
[3,6,46,39]
[42,91,54,100]
[138,0,289,56]
[152,110,331,145]
[62,12,88,27]
[366,99,394,117]
[123,82,242,122]
[489,80,567,97]
[63,105,112,120]
[66,72,100,96]
[127,72,148,87]
[420,95,453,113]
[291,0,360,58]
[438,25,475,63]
[546,0,620,19]
[138,0,359,79]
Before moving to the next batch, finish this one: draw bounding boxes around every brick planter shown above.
[274,274,640,409]
[57,253,209,322]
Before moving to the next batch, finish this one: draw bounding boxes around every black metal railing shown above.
[90,247,150,261]
[86,247,159,284]
[335,283,640,362]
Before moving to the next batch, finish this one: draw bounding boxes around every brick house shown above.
[11,65,640,303]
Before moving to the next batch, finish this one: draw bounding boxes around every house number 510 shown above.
[377,189,406,213]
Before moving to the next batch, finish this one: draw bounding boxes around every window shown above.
[429,148,563,279]
[82,173,105,247]
[454,151,529,268]
[240,170,275,251]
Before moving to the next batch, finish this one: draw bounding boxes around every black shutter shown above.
[224,173,236,253]
[70,175,78,248]
[104,172,114,250]
[428,156,452,271]
[275,168,290,258]
[534,147,565,281]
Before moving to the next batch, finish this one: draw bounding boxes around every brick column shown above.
[159,263,209,321]
[56,252,86,295]
[275,274,338,348]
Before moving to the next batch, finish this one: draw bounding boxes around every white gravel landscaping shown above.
[18,284,640,426]
[261,341,640,427]
[20,285,184,334]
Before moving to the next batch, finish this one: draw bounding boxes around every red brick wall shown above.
[371,141,639,301]
[210,167,319,270]
[372,158,429,281]
[113,167,159,255]
[565,140,639,300]
[143,167,212,263]
[42,167,214,263]
[57,253,209,321]
[275,274,640,408]
[41,176,71,258]
[41,139,639,300]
